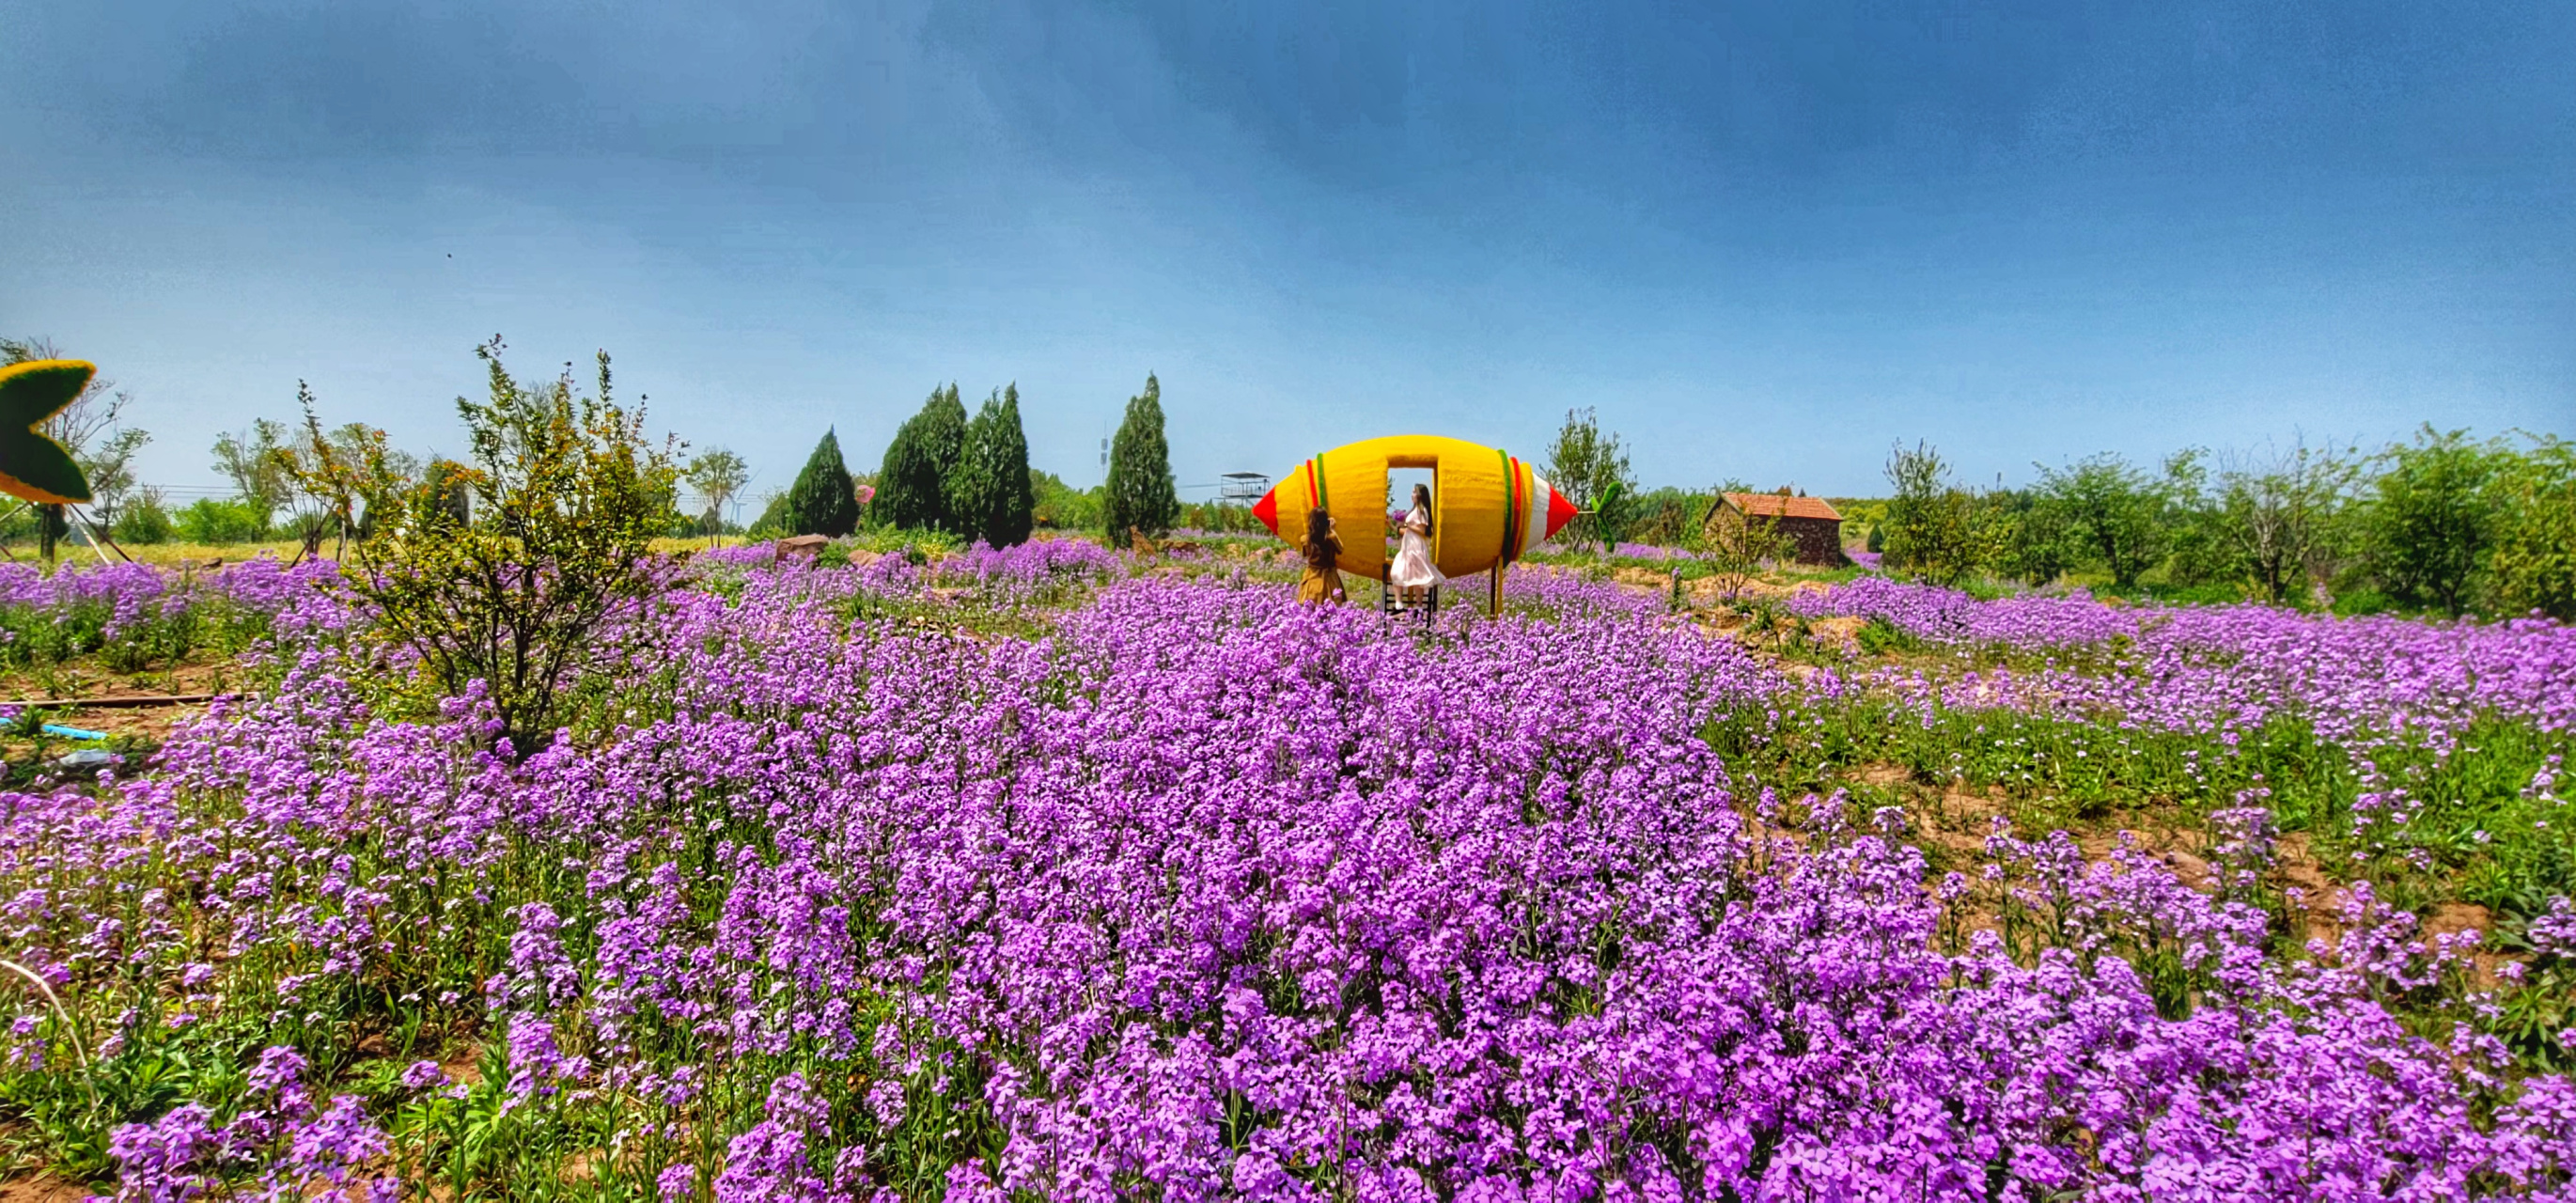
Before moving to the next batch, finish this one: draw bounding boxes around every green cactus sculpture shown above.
[0,359,96,506]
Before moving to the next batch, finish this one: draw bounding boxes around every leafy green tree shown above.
[329,337,679,756]
[1541,407,1634,548]
[2032,452,2167,587]
[2213,437,2364,606]
[113,488,173,544]
[1031,470,1100,530]
[174,497,268,544]
[211,419,292,533]
[422,459,474,526]
[320,422,419,541]
[1624,485,1709,546]
[2486,433,2576,619]
[877,384,966,532]
[1698,489,1794,601]
[1997,487,2078,586]
[954,384,1035,546]
[2158,449,2239,590]
[685,446,751,541]
[1881,441,2005,586]
[78,428,149,530]
[269,383,355,559]
[782,430,861,538]
[1102,373,1179,541]
[2361,426,2501,616]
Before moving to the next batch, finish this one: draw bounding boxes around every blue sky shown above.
[4,0,2569,506]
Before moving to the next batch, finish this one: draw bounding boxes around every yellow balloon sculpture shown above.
[1250,434,1580,612]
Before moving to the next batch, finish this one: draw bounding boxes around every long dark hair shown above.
[1304,507,1337,570]
[1410,483,1432,536]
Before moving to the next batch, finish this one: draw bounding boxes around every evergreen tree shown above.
[1102,373,1179,541]
[783,430,860,537]
[877,384,966,532]
[949,393,1000,544]
[954,383,1035,547]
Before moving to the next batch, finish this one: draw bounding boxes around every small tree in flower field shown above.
[782,430,860,538]
[306,336,680,756]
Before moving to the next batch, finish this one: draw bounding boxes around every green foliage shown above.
[2031,452,2168,588]
[79,428,149,528]
[1179,500,1264,533]
[1881,441,2005,586]
[2215,438,2364,607]
[2157,449,2238,588]
[2358,426,2501,616]
[1622,485,1709,546]
[746,491,790,538]
[421,459,473,526]
[1994,487,2076,586]
[783,430,861,538]
[341,336,679,755]
[174,497,270,544]
[2486,433,2576,620]
[1866,523,1884,554]
[1853,616,1917,656]
[1699,491,1794,599]
[1541,407,1634,547]
[1032,470,1100,530]
[877,384,966,533]
[211,418,291,523]
[112,488,174,544]
[267,383,388,559]
[684,446,751,538]
[1102,373,1179,541]
[952,385,1036,546]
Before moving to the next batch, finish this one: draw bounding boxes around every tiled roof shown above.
[1718,492,1841,522]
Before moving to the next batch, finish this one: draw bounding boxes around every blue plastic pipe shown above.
[39,724,108,742]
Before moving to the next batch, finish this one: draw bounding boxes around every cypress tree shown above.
[783,429,860,537]
[876,384,967,532]
[955,383,1036,547]
[1102,373,1178,542]
[992,384,1036,547]
[950,396,1000,545]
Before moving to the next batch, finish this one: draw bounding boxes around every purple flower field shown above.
[5,562,2575,1198]
[0,556,339,673]
[1792,577,2576,743]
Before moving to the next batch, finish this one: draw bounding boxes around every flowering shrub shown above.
[2,568,2570,1197]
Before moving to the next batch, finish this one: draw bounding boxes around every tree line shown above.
[756,373,1179,547]
[3,331,1194,555]
[9,330,2568,622]
[1873,429,2575,619]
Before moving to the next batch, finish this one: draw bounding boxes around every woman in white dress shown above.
[1389,483,1444,611]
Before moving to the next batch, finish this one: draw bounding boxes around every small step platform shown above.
[1380,564,1438,620]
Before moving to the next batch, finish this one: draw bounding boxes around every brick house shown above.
[1702,492,1847,566]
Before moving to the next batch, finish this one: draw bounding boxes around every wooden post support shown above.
[1490,564,1505,616]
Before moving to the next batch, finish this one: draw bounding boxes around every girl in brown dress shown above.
[1296,508,1347,604]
